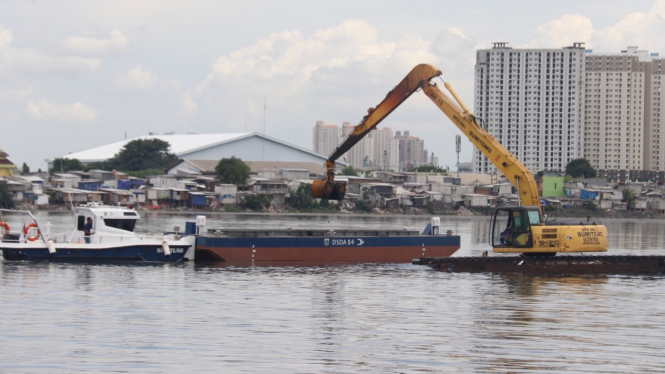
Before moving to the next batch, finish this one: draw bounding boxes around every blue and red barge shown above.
[194,217,460,264]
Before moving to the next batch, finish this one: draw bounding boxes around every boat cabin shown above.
[73,203,140,243]
[490,206,542,249]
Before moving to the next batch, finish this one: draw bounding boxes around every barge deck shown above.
[414,255,665,275]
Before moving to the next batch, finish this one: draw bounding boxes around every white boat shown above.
[0,203,195,262]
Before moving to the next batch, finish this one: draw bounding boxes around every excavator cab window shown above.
[490,207,535,248]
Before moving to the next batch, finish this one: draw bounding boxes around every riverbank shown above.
[23,203,665,223]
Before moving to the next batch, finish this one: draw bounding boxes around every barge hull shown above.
[196,235,460,263]
[414,255,665,275]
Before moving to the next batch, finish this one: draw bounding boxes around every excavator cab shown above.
[490,206,542,249]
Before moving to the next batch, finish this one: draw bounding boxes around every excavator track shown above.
[413,255,665,275]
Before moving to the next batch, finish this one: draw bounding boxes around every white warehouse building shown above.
[49,132,345,170]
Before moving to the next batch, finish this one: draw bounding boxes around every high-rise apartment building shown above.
[584,46,665,182]
[312,120,340,157]
[473,42,586,174]
[368,127,400,170]
[339,121,373,169]
[313,122,431,171]
[395,130,429,170]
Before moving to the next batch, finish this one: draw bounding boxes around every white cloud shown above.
[0,86,32,104]
[529,14,594,49]
[0,24,12,48]
[527,1,665,53]
[431,27,475,56]
[63,29,129,56]
[27,99,98,123]
[207,19,395,81]
[0,25,102,74]
[653,0,665,16]
[112,65,158,92]
[593,0,665,52]
[177,92,198,118]
[180,20,439,119]
[1,48,103,73]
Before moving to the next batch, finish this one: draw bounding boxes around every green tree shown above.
[340,165,359,176]
[241,194,268,210]
[361,187,370,200]
[413,165,448,174]
[215,157,250,185]
[289,184,318,209]
[355,200,373,212]
[565,158,597,179]
[50,158,84,174]
[0,181,14,209]
[83,161,111,172]
[21,162,30,174]
[623,188,637,209]
[107,139,178,171]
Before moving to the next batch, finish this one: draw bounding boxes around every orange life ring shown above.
[0,222,9,235]
[23,223,40,242]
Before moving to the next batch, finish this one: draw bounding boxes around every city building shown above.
[312,121,425,171]
[395,130,429,170]
[473,42,586,174]
[584,46,665,183]
[368,127,400,170]
[312,120,340,157]
[339,121,373,169]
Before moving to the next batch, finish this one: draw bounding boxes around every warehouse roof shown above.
[57,133,253,162]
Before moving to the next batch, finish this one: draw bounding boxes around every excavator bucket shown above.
[311,179,346,200]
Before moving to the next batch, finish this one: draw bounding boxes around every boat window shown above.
[492,210,510,246]
[77,215,85,230]
[527,210,542,225]
[103,218,137,232]
[512,211,526,231]
[123,212,138,216]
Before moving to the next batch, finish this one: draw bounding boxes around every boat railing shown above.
[2,229,165,245]
[1,232,69,244]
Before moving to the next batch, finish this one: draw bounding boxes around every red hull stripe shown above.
[196,245,459,263]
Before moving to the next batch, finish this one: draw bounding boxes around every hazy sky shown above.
[1,0,664,171]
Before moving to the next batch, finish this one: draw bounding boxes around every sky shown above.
[1,0,665,172]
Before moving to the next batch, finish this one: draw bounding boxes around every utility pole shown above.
[455,134,461,178]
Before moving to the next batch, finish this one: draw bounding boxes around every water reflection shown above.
[1,213,665,372]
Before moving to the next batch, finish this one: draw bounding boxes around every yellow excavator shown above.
[312,64,608,255]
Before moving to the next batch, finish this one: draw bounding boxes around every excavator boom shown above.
[313,63,539,208]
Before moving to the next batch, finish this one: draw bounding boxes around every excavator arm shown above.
[312,64,540,209]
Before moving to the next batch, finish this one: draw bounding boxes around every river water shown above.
[1,212,664,373]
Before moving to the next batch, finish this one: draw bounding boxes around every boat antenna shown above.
[68,191,75,211]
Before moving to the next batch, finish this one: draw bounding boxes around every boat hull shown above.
[1,239,194,263]
[196,235,460,264]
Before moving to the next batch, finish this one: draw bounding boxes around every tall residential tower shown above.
[584,46,664,182]
[312,120,340,157]
[473,42,586,174]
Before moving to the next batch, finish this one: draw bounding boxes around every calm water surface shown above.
[1,212,664,373]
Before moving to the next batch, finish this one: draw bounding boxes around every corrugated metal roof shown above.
[58,133,252,162]
[56,132,345,166]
